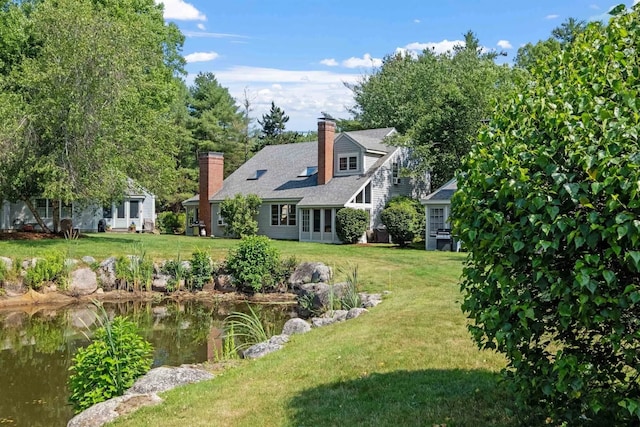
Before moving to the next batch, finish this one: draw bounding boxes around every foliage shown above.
[223,304,270,353]
[24,251,67,290]
[226,236,281,293]
[386,195,425,239]
[380,202,419,247]
[219,193,262,238]
[188,72,246,177]
[336,208,369,244]
[161,257,188,292]
[452,6,640,425]
[157,211,186,234]
[0,0,185,229]
[0,259,6,284]
[339,265,362,310]
[68,309,153,413]
[349,31,515,189]
[114,243,153,291]
[188,249,213,291]
[255,101,293,150]
[515,17,587,70]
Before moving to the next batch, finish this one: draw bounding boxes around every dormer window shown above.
[338,155,358,172]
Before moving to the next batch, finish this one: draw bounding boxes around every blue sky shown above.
[156,0,638,131]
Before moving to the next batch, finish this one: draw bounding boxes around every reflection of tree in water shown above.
[0,300,294,426]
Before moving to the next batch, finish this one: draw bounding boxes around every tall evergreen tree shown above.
[255,101,300,151]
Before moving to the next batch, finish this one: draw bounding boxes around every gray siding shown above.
[257,203,299,240]
[211,201,299,240]
[333,136,363,176]
[370,149,413,228]
[425,203,452,250]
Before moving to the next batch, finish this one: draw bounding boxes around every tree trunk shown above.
[52,199,60,233]
[22,198,53,233]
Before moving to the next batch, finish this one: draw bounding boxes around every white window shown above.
[392,162,400,185]
[302,209,310,232]
[338,155,358,172]
[429,207,445,237]
[36,198,52,218]
[271,204,296,226]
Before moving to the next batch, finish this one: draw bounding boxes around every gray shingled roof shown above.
[209,130,398,207]
[344,128,396,153]
[423,178,457,203]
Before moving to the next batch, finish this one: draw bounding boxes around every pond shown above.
[0,299,296,427]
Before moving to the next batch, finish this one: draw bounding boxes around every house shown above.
[0,180,156,233]
[422,178,457,250]
[183,118,425,243]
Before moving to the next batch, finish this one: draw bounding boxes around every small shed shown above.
[422,178,457,251]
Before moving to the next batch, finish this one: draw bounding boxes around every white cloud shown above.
[545,14,560,19]
[155,0,206,21]
[320,58,339,67]
[197,23,205,30]
[207,66,362,131]
[497,40,513,49]
[184,51,219,63]
[396,39,464,57]
[414,19,421,23]
[590,4,600,9]
[342,53,383,68]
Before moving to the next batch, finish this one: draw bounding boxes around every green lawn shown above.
[0,233,513,426]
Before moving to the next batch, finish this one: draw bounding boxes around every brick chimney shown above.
[198,152,224,236]
[318,118,336,185]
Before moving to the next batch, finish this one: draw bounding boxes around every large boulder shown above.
[67,366,214,427]
[70,268,98,296]
[214,274,235,292]
[151,274,171,292]
[282,318,311,335]
[67,393,162,427]
[298,282,353,312]
[69,307,98,329]
[243,334,289,359]
[311,310,349,328]
[0,256,13,271]
[82,256,96,265]
[127,366,214,395]
[360,293,383,308]
[288,262,332,288]
[97,257,117,290]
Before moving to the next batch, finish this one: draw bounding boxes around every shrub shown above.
[226,236,280,292]
[385,195,425,240]
[219,193,262,238]
[0,259,6,284]
[157,211,186,234]
[24,251,67,289]
[335,208,368,244]
[452,7,640,425]
[188,249,213,291]
[380,204,418,247]
[161,257,188,292]
[68,312,153,413]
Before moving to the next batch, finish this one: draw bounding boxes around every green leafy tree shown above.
[336,208,369,244]
[515,17,587,70]
[0,0,184,232]
[219,194,262,238]
[349,31,514,189]
[188,72,246,176]
[452,6,640,424]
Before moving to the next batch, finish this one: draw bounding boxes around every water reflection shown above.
[0,300,294,427]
